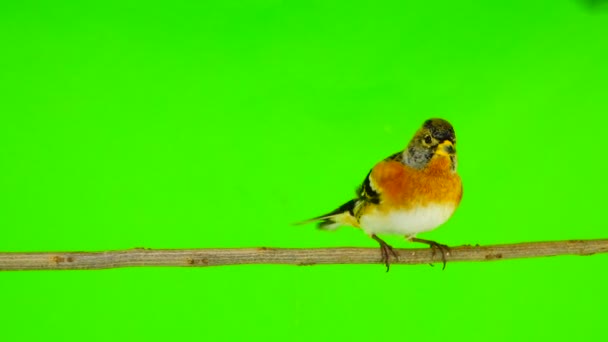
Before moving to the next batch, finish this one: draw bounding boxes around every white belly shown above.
[359,204,456,237]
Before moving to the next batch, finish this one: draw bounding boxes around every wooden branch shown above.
[0,239,607,271]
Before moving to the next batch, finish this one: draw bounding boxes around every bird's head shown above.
[404,118,457,171]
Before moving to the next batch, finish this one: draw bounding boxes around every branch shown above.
[0,239,607,271]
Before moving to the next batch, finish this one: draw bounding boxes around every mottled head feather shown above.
[423,119,456,143]
[403,118,457,171]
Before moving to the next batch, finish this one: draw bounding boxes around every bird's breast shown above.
[360,157,462,236]
[371,159,462,209]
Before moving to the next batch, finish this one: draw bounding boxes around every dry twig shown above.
[0,239,606,271]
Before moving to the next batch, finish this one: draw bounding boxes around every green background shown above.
[1,1,608,341]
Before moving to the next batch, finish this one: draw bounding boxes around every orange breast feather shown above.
[370,157,462,210]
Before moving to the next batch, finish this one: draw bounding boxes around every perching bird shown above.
[300,119,462,271]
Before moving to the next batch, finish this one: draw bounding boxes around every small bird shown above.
[300,118,462,271]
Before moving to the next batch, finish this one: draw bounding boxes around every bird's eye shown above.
[424,135,432,144]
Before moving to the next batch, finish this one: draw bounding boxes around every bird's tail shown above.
[295,199,357,230]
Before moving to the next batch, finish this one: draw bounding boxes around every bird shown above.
[299,118,462,271]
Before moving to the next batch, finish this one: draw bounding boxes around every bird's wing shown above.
[355,170,380,205]
[355,151,403,204]
[296,151,404,229]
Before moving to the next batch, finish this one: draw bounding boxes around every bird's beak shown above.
[436,140,456,156]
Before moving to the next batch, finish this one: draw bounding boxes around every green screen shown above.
[2,1,608,341]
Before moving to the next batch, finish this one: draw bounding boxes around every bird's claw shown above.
[410,237,450,270]
[372,235,399,272]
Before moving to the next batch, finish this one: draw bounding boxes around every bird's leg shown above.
[408,237,450,270]
[371,234,399,272]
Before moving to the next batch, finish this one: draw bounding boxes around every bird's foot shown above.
[409,237,450,270]
[371,234,399,272]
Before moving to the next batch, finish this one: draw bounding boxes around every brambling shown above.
[300,119,462,271]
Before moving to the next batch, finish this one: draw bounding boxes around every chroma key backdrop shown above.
[1,1,608,341]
